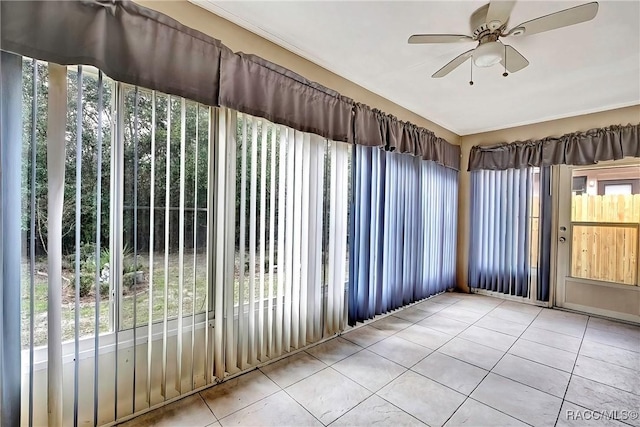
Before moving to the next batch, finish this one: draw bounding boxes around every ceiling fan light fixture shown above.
[473,41,503,67]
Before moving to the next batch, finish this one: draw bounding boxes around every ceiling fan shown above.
[408,1,599,81]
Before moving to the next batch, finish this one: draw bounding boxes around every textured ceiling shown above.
[193,0,640,135]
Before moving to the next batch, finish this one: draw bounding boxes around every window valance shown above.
[354,103,461,170]
[219,50,354,143]
[0,0,223,106]
[1,0,456,159]
[468,123,639,171]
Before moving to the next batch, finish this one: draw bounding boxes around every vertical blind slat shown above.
[191,106,200,389]
[93,69,104,427]
[73,66,83,427]
[146,90,156,408]
[299,134,311,347]
[237,114,248,370]
[161,96,172,399]
[258,121,267,360]
[248,119,258,364]
[28,59,37,427]
[267,125,277,357]
[275,126,287,355]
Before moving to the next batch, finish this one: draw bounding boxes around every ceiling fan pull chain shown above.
[503,44,509,77]
[469,60,474,85]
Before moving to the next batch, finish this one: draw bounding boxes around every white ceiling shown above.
[194,0,640,136]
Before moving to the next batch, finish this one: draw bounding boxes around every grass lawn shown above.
[20,250,277,348]
[21,251,209,348]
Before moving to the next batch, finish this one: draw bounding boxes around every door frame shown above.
[552,160,640,323]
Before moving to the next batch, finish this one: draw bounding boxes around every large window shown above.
[119,87,211,330]
[18,57,352,425]
[20,61,114,347]
[20,60,214,349]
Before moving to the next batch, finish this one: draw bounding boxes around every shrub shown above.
[81,258,97,275]
[72,273,94,298]
[122,272,138,289]
[123,257,146,275]
[100,282,110,298]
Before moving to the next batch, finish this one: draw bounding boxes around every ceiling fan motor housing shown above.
[470,4,508,39]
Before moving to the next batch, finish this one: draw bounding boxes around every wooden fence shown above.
[571,194,640,285]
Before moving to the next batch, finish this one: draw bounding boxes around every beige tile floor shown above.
[119,293,640,427]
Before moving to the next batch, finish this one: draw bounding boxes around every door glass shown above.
[570,165,640,285]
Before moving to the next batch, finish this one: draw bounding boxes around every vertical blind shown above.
[468,167,552,301]
[13,55,463,427]
[18,59,216,425]
[468,168,533,297]
[348,146,458,325]
[214,110,350,378]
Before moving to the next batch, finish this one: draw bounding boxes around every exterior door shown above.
[555,162,640,323]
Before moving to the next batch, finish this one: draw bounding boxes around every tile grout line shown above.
[441,300,544,427]
[194,297,457,426]
[372,297,477,427]
[279,365,333,426]
[553,314,589,427]
[558,317,639,427]
[123,295,639,426]
[328,297,486,426]
[369,304,545,427]
[197,392,218,423]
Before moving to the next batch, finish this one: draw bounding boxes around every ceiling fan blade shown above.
[486,1,516,28]
[432,49,474,78]
[501,45,529,73]
[508,2,599,36]
[408,34,473,44]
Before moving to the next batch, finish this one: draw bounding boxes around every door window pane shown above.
[570,165,640,285]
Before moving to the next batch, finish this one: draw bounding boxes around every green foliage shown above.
[21,60,113,255]
[100,282,110,298]
[122,272,138,289]
[81,258,96,275]
[123,259,144,275]
[72,273,94,298]
[21,59,211,257]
